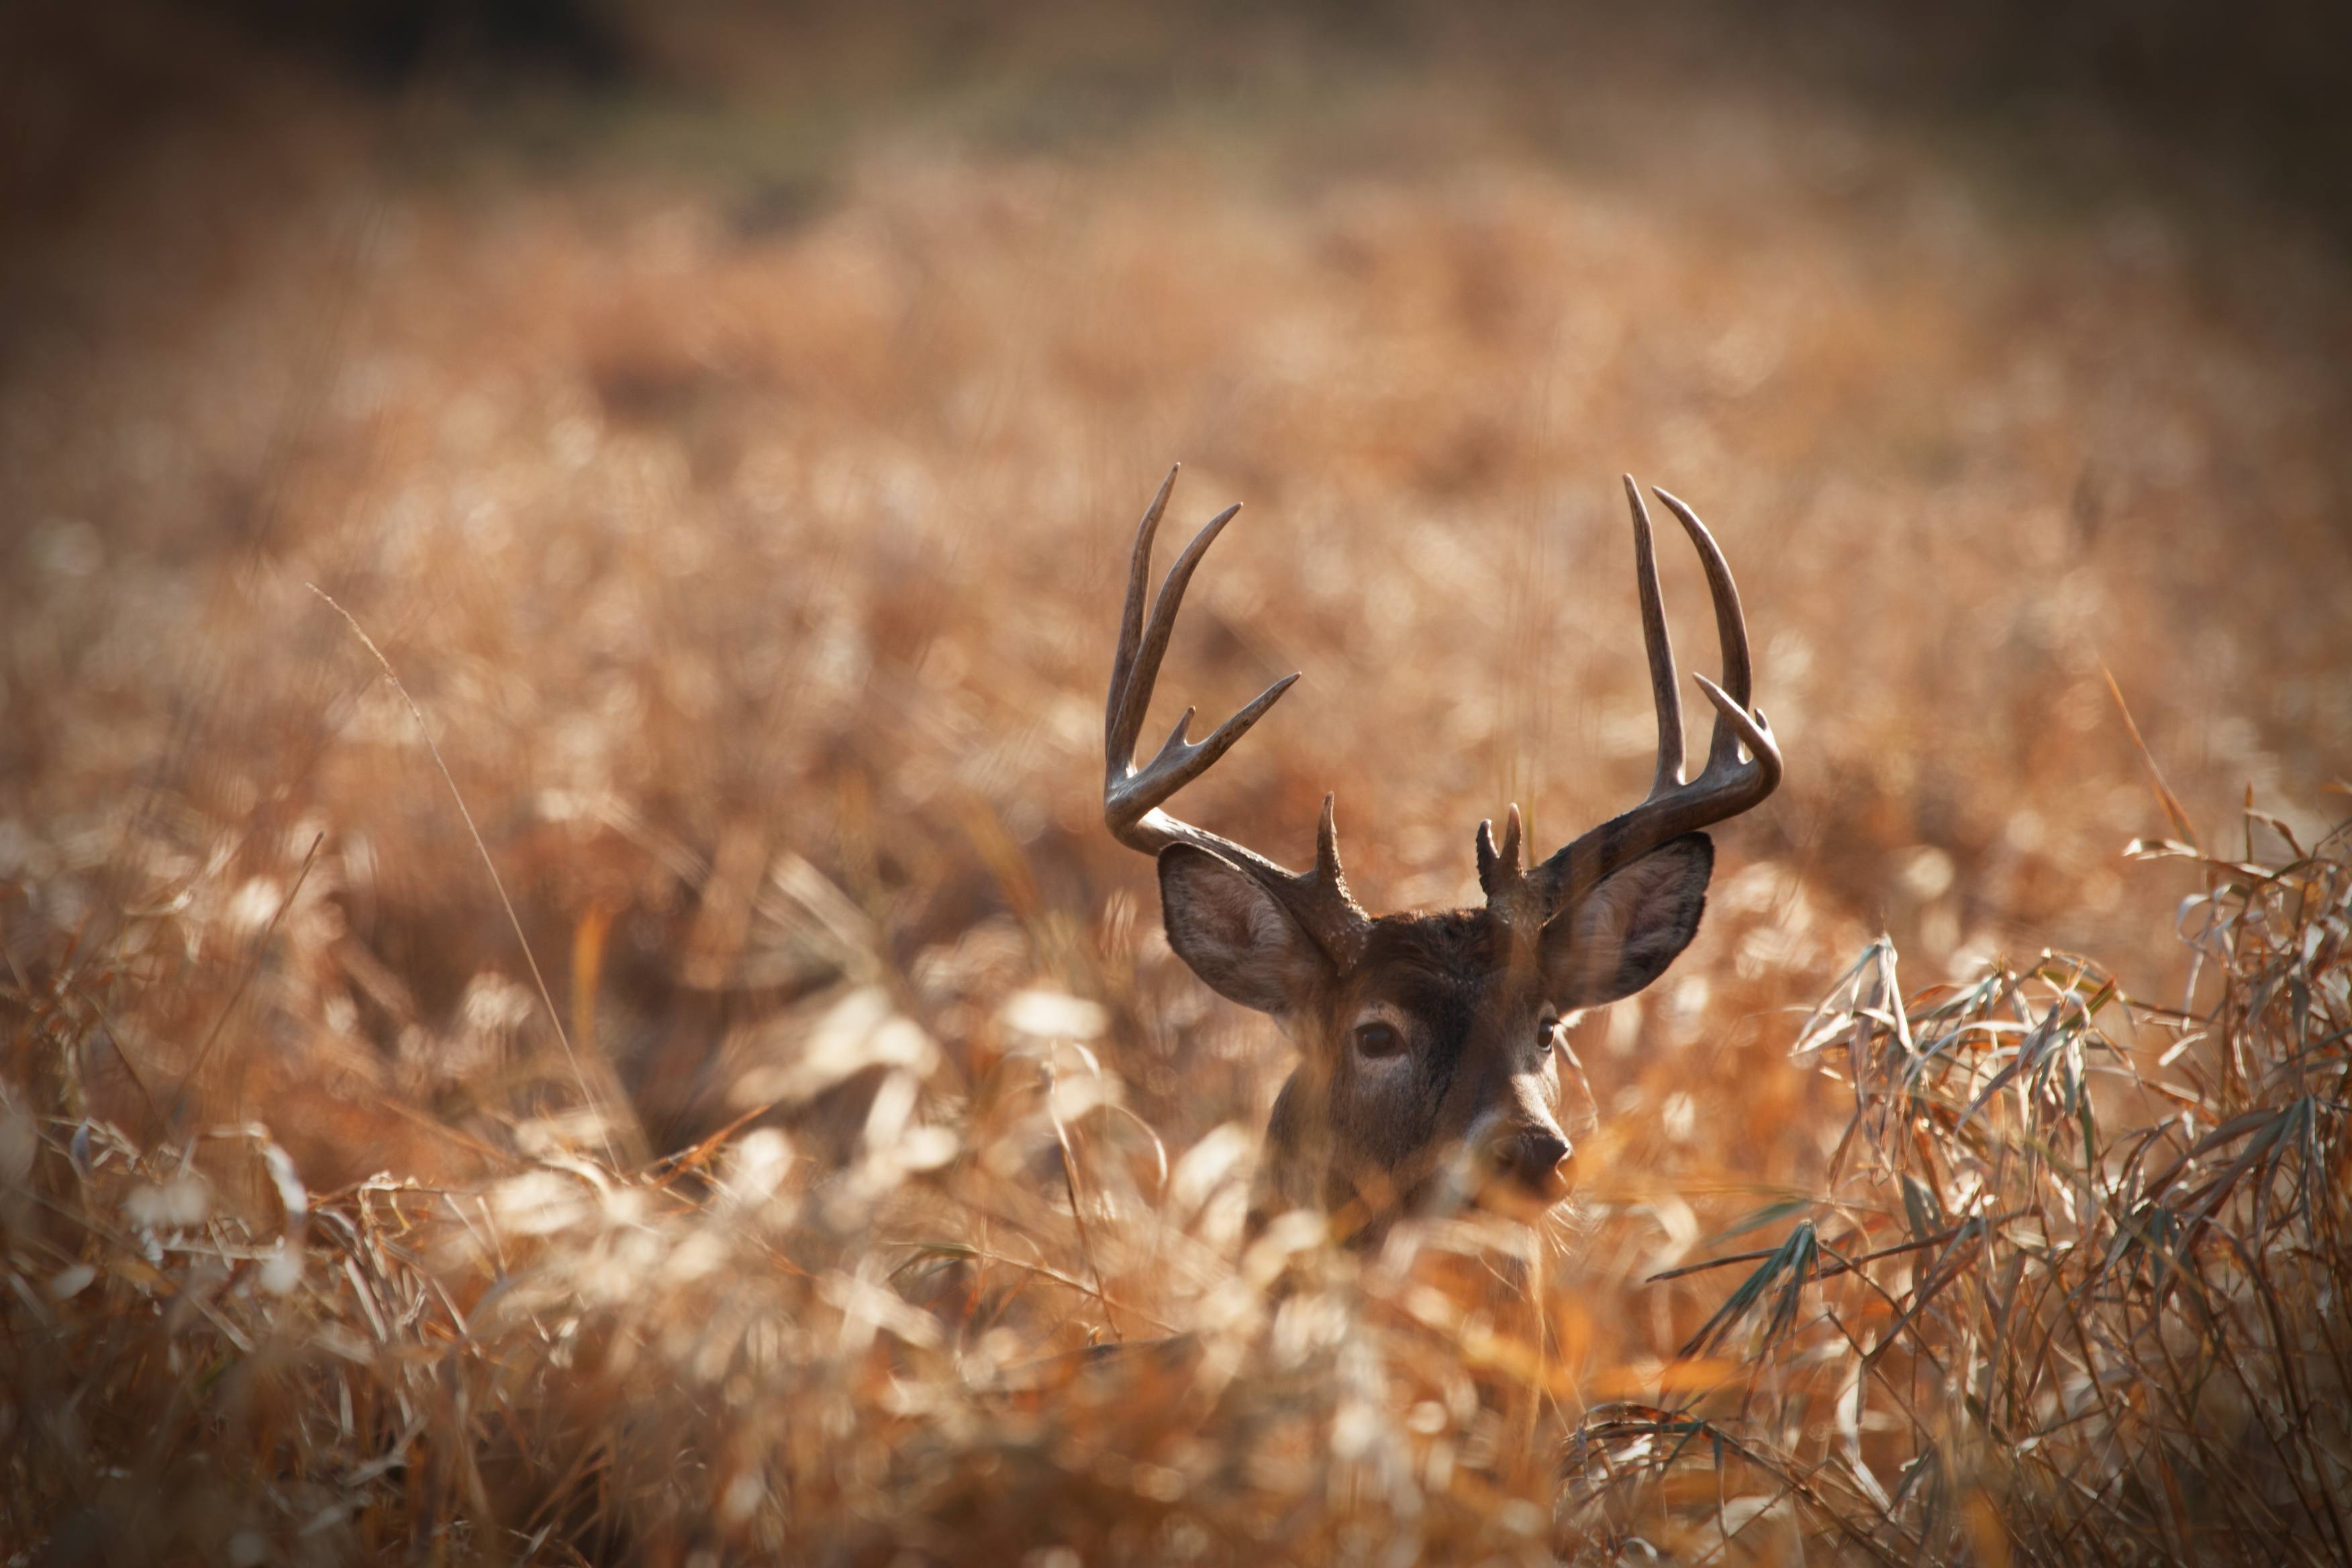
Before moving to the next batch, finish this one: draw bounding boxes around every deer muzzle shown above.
[1487,1127,1575,1205]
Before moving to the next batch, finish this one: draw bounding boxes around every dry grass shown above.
[6,816,2346,1563]
[1567,818,2352,1562]
[3,5,2351,1563]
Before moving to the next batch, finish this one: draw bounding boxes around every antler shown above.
[1485,476,1782,923]
[1105,466,1373,967]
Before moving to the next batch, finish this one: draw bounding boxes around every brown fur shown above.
[1163,835,1713,1242]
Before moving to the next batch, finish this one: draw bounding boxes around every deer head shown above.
[1104,468,1781,1241]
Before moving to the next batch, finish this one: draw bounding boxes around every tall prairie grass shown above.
[5,811,2345,1562]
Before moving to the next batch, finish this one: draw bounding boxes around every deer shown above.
[1104,467,1781,1244]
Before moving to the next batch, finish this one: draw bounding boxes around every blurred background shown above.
[4,0,2349,1195]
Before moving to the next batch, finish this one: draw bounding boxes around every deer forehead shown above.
[1337,912,1542,1020]
[1355,912,1533,1001]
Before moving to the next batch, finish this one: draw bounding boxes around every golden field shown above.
[3,5,2349,1562]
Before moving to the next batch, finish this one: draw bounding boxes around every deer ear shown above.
[1158,844,1332,1015]
[1541,832,1714,1009]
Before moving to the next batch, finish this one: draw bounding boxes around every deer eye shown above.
[1535,1014,1559,1055]
[1353,1022,1406,1059]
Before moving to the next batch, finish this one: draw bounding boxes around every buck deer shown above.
[1105,468,1780,1242]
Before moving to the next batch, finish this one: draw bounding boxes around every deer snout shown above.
[1489,1128,1574,1202]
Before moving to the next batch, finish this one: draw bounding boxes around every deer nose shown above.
[1492,1130,1573,1199]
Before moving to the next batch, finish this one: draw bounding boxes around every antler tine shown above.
[1525,482,1782,919]
[1106,464,1181,764]
[1102,470,1373,966]
[1694,673,1779,786]
[1119,673,1301,822]
[1109,501,1246,781]
[1476,802,1524,897]
[1624,476,1687,801]
[1315,792,1359,908]
[1651,485,1754,773]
